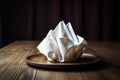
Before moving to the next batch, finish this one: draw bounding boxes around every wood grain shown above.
[0,41,120,80]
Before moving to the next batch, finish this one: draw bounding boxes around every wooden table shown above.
[0,41,120,80]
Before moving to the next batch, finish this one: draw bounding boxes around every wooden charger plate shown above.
[26,53,101,69]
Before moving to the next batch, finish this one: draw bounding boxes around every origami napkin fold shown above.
[37,21,87,62]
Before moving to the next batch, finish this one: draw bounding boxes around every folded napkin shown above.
[37,21,87,62]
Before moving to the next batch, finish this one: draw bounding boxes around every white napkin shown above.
[37,21,87,62]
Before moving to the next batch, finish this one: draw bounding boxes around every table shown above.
[0,41,120,80]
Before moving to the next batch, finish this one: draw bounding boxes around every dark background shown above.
[0,0,120,48]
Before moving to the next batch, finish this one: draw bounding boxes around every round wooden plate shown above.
[26,53,101,69]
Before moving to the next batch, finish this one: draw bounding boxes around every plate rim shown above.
[26,53,101,68]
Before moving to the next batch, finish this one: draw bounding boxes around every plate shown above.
[26,53,101,69]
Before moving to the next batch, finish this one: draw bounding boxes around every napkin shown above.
[37,21,87,62]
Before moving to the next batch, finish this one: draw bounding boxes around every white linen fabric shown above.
[37,21,87,62]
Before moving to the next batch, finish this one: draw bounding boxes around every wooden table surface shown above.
[0,41,120,80]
